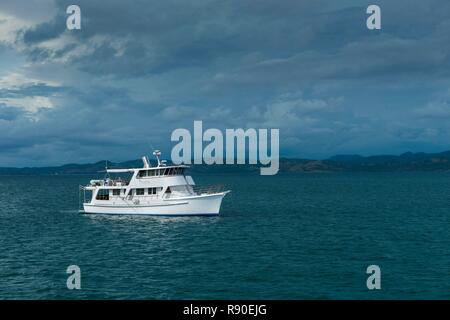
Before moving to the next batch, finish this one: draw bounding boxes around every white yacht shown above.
[79,151,230,216]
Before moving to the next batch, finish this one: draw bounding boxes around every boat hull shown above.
[83,192,228,216]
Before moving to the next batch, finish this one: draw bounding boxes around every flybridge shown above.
[106,151,188,173]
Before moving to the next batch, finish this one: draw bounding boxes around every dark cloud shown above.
[0,83,64,98]
[2,0,450,165]
[21,13,66,44]
[19,0,450,79]
[0,103,23,120]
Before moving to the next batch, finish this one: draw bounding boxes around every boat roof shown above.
[107,164,189,173]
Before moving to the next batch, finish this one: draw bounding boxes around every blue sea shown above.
[0,172,449,299]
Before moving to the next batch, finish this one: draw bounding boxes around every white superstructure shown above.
[79,151,230,216]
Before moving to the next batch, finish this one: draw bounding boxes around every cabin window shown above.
[148,170,155,176]
[165,186,172,193]
[148,187,157,195]
[112,189,120,196]
[139,170,147,177]
[136,188,145,195]
[96,189,109,200]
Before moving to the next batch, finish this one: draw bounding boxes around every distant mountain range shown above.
[3,151,450,175]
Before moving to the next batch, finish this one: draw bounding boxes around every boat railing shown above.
[109,179,129,187]
[192,184,225,195]
[79,185,92,207]
[88,179,129,187]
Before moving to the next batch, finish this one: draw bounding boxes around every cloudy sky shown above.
[1,0,450,166]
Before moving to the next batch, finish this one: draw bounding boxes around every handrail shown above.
[86,179,130,187]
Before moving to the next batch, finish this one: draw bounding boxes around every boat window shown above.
[96,189,110,200]
[148,170,155,176]
[136,188,145,195]
[148,187,157,195]
[165,186,172,193]
[139,170,147,177]
[112,189,120,196]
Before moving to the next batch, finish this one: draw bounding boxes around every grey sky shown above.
[1,0,450,166]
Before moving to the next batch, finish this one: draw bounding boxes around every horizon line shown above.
[2,149,450,169]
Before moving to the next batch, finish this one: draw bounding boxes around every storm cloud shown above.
[1,0,450,166]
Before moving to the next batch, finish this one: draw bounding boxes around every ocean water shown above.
[0,172,449,299]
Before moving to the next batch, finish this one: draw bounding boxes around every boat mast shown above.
[153,150,162,167]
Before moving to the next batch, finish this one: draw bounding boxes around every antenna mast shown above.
[153,150,161,167]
